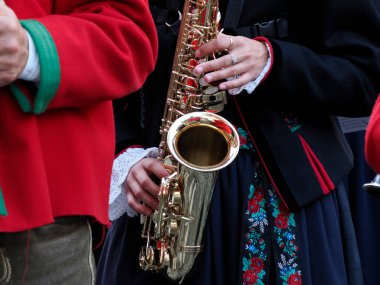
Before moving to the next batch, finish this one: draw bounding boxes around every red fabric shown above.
[365,95,380,174]
[0,0,158,232]
[298,134,335,194]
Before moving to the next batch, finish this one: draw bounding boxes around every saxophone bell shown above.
[167,111,240,172]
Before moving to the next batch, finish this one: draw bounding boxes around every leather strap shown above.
[236,18,289,39]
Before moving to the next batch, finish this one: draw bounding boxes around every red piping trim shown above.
[297,134,335,194]
[232,96,290,209]
[93,225,107,252]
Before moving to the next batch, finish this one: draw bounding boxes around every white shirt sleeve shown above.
[109,147,159,221]
[228,42,271,95]
[18,30,41,83]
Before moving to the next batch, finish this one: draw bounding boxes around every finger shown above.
[128,159,160,197]
[217,32,229,39]
[126,179,159,210]
[125,188,154,215]
[202,64,243,84]
[137,159,169,197]
[195,36,232,58]
[143,158,170,180]
[131,168,160,197]
[219,73,253,90]
[193,53,235,76]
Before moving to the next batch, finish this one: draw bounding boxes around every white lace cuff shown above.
[228,42,271,95]
[109,147,159,221]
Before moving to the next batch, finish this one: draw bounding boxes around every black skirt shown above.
[96,131,363,285]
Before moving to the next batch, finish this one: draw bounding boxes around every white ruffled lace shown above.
[109,147,159,221]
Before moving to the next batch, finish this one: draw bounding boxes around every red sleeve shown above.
[21,0,158,113]
[365,95,380,174]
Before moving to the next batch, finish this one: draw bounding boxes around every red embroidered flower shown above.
[250,257,264,273]
[288,272,302,285]
[275,213,289,229]
[248,199,260,213]
[254,187,264,201]
[239,135,248,146]
[243,270,258,285]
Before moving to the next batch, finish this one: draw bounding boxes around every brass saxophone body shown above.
[139,0,239,281]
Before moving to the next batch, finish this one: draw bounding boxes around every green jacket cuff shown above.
[0,187,7,216]
[10,19,60,115]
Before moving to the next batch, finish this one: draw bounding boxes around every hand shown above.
[193,33,268,91]
[0,0,29,87]
[125,158,169,215]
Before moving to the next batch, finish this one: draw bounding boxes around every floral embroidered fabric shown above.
[109,126,303,285]
[237,127,302,285]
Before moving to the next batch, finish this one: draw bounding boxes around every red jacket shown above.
[366,95,380,174]
[0,0,158,232]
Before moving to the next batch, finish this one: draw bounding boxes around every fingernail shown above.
[195,50,201,58]
[204,74,212,82]
[220,84,227,90]
[194,66,203,76]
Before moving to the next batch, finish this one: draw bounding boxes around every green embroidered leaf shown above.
[258,269,266,278]
[242,257,250,271]
[257,279,265,285]
[248,184,255,199]
[272,208,280,217]
[289,215,296,227]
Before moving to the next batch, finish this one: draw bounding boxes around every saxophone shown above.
[139,0,239,281]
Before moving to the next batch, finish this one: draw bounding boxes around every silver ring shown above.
[230,54,238,65]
